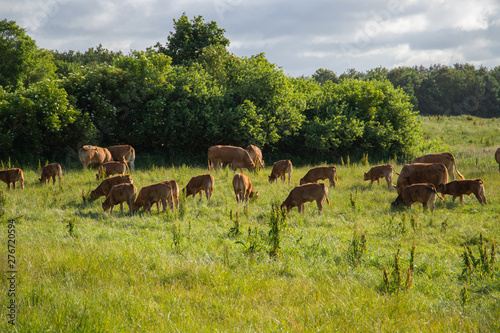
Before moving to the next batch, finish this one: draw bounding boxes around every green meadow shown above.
[1,115,499,332]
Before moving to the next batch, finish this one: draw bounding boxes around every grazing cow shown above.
[207,145,255,172]
[96,161,128,180]
[107,145,136,172]
[183,174,214,200]
[133,182,172,214]
[396,163,448,194]
[245,145,264,170]
[155,180,180,210]
[0,168,24,189]
[495,148,500,171]
[437,179,487,204]
[391,183,444,212]
[281,183,330,215]
[39,163,62,185]
[300,166,338,188]
[102,183,137,215]
[79,145,113,169]
[232,173,258,204]
[413,152,464,181]
[90,175,133,201]
[269,160,293,184]
[363,164,399,190]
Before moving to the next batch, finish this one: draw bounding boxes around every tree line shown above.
[1,16,498,166]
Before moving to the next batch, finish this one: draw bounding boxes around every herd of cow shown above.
[0,144,495,215]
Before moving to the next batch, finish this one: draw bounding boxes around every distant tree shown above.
[154,14,230,66]
[312,68,339,85]
[0,19,56,91]
[339,68,366,81]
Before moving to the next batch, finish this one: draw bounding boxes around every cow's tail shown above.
[124,161,131,174]
[453,158,465,179]
[391,165,400,175]
[325,186,330,205]
[433,187,445,201]
[208,158,212,170]
[129,147,135,172]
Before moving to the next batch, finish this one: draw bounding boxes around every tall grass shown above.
[0,116,499,332]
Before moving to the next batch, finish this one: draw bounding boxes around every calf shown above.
[232,173,258,204]
[133,182,172,214]
[39,163,62,185]
[436,179,487,204]
[281,183,330,215]
[183,174,214,200]
[90,175,133,201]
[391,183,444,212]
[300,166,338,188]
[102,183,137,215]
[96,161,128,180]
[364,164,399,190]
[161,180,179,209]
[0,168,24,189]
[269,160,292,184]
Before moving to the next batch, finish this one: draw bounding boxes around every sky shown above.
[3,0,500,77]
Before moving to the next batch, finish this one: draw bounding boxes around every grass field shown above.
[1,115,500,332]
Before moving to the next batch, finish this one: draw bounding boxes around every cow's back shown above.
[397,163,447,194]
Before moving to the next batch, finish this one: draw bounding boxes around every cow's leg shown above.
[119,202,124,215]
[370,180,374,187]
[377,179,380,185]
[460,195,464,203]
[422,201,428,211]
[161,199,167,212]
[12,182,15,189]
[452,195,457,203]
[317,200,323,215]
[287,172,291,185]
[480,188,487,204]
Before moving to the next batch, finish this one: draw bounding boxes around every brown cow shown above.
[0,168,24,189]
[154,180,179,210]
[79,145,113,169]
[363,164,399,190]
[183,174,214,200]
[207,145,255,172]
[133,182,172,214]
[269,160,293,184]
[300,166,338,188]
[281,183,330,215]
[107,145,136,172]
[396,163,448,194]
[102,183,137,215]
[413,152,464,181]
[437,179,487,204]
[391,183,444,212]
[90,175,133,201]
[39,163,62,185]
[245,145,264,170]
[96,161,128,180]
[232,173,258,204]
[495,148,500,171]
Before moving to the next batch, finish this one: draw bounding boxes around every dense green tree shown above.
[154,14,230,66]
[312,68,339,85]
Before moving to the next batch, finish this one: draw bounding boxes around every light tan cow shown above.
[133,182,172,214]
[363,164,399,190]
[391,183,444,212]
[245,145,264,170]
[437,179,487,204]
[96,161,128,180]
[102,183,137,215]
[495,148,500,171]
[300,166,338,188]
[183,174,214,200]
[107,145,136,172]
[79,145,113,169]
[90,175,133,201]
[39,163,62,185]
[207,145,255,172]
[396,163,448,194]
[281,183,330,215]
[0,168,24,189]
[232,173,258,204]
[413,152,464,181]
[269,160,292,184]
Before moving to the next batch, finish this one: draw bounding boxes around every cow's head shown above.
[363,172,369,181]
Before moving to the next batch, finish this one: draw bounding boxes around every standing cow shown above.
[437,179,487,205]
[207,145,255,172]
[183,174,214,200]
[232,173,258,204]
[102,183,137,215]
[281,183,330,215]
[79,145,113,169]
[90,175,134,201]
[96,161,128,180]
[0,168,24,189]
[396,163,448,194]
[107,145,136,172]
[269,160,293,184]
[39,163,62,185]
[133,182,172,214]
[363,164,399,190]
[300,166,338,188]
[413,152,464,181]
[245,145,264,170]
[391,183,444,212]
